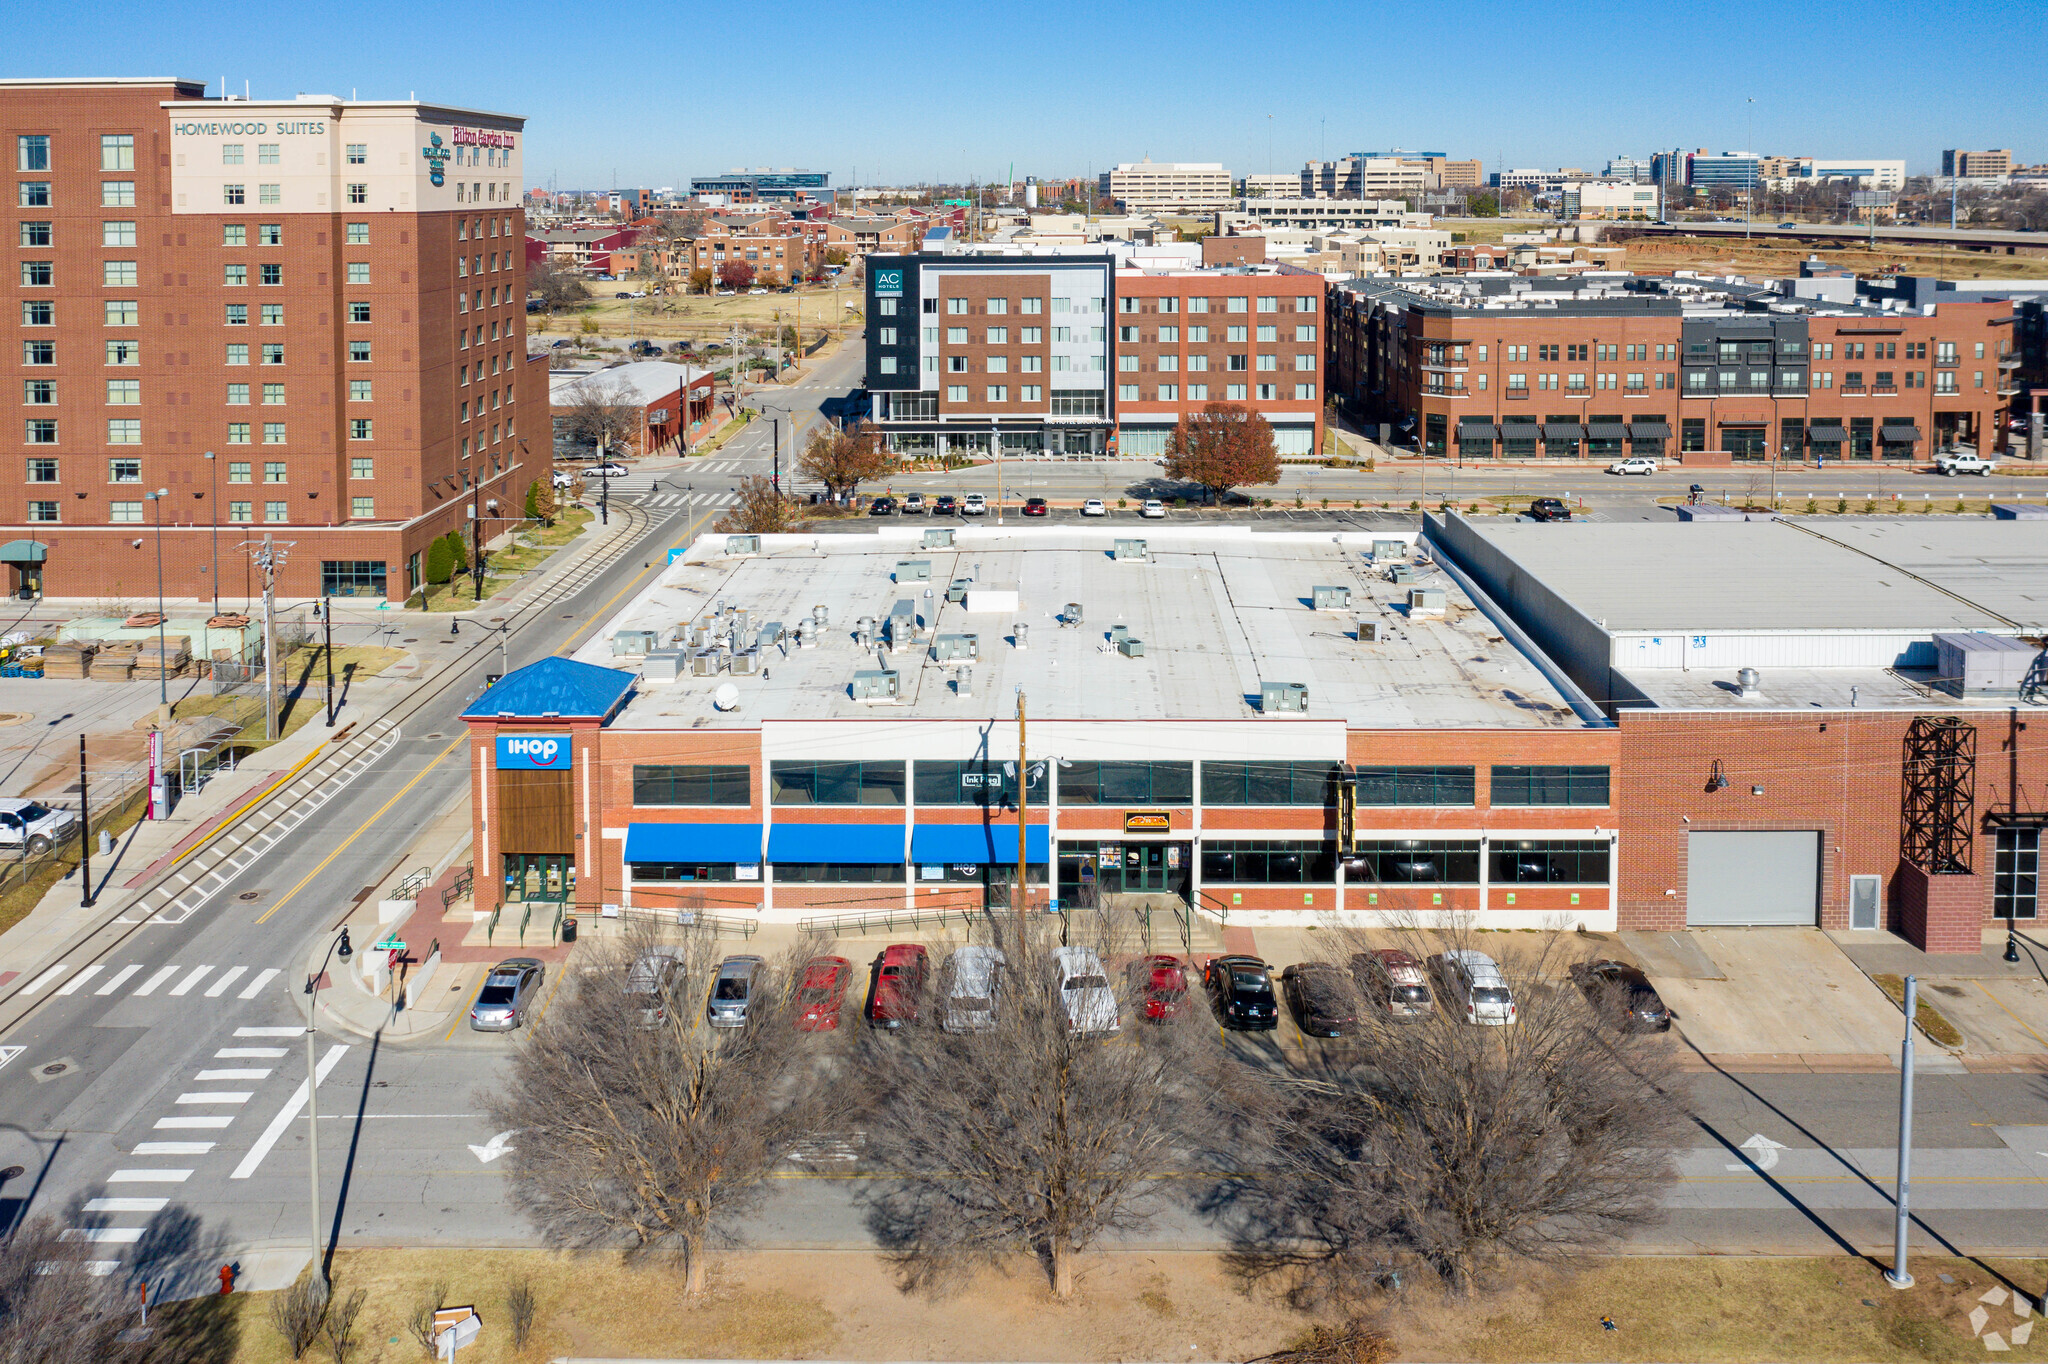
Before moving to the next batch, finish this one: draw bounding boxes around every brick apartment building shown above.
[1330,275,2015,462]
[819,214,923,259]
[1,77,543,601]
[686,215,821,286]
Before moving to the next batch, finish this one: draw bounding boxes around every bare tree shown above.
[0,1215,134,1362]
[1202,918,1686,1300]
[714,475,805,534]
[557,375,643,456]
[530,261,590,311]
[796,422,894,501]
[1164,402,1281,505]
[482,922,849,1296]
[266,1274,326,1359]
[855,914,1209,1299]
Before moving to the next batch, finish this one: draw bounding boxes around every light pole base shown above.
[1885,1270,1915,1291]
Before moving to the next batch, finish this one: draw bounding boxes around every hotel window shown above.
[349,303,371,323]
[226,383,250,405]
[20,221,51,246]
[226,304,248,326]
[988,386,1008,402]
[26,420,57,445]
[24,380,54,405]
[27,457,57,481]
[106,421,141,445]
[1226,297,1248,313]
[226,424,250,445]
[1294,384,1315,400]
[258,223,281,245]
[260,263,282,285]
[1021,384,1043,401]
[21,301,53,326]
[1187,383,1208,400]
[347,183,367,204]
[1156,355,1177,373]
[1296,324,1317,342]
[103,299,138,327]
[27,502,57,524]
[261,383,285,405]
[108,457,141,482]
[946,327,967,344]
[947,298,967,314]
[1255,384,1277,400]
[1226,383,1247,400]
[987,356,1008,373]
[345,222,368,244]
[346,144,366,165]
[1257,325,1277,343]
[1226,355,1248,372]
[101,181,134,208]
[106,379,139,404]
[1159,384,1178,400]
[228,501,251,522]
[227,461,251,483]
[260,304,284,325]
[224,184,245,205]
[350,457,374,479]
[257,143,279,165]
[1118,355,1139,372]
[225,263,247,286]
[1226,325,1248,343]
[1118,384,1139,400]
[221,224,247,247]
[349,380,373,402]
[947,356,966,373]
[20,339,51,365]
[20,261,51,286]
[263,424,286,446]
[17,135,49,171]
[946,385,967,402]
[988,326,1008,344]
[1021,297,1042,314]
[223,143,244,165]
[1188,297,1209,314]
[265,501,287,522]
[109,501,142,523]
[348,341,371,362]
[18,183,50,208]
[1256,355,1277,371]
[350,419,373,440]
[262,461,288,483]
[351,496,374,519]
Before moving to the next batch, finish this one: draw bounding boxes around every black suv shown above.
[867,496,897,516]
[930,495,958,516]
[1203,954,1278,1031]
[1528,497,1572,522]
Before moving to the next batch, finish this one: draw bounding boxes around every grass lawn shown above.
[0,784,147,938]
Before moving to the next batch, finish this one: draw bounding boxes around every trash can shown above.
[561,915,577,944]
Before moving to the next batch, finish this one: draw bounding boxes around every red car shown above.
[1127,954,1191,1022]
[865,943,929,1029]
[1022,497,1049,517]
[793,955,853,1031]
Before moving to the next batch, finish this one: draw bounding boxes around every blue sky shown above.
[10,0,2043,189]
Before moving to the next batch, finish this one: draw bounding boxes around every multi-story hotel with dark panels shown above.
[1329,275,2015,464]
[2,77,544,601]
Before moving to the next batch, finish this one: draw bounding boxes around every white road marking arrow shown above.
[1726,1134,1789,1172]
[468,1130,517,1164]
[0,1046,23,1072]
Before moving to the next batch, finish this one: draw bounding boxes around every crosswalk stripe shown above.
[94,964,144,996]
[62,1228,143,1244]
[202,966,247,998]
[238,968,280,1000]
[84,1197,167,1213]
[55,965,103,995]
[194,1068,270,1081]
[216,1047,286,1058]
[133,1142,212,1156]
[234,1026,302,1037]
[131,964,180,996]
[175,1091,251,1105]
[168,965,213,996]
[17,964,66,995]
[154,1116,233,1130]
[108,1170,191,1183]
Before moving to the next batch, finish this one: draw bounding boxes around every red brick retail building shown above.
[0,78,545,601]
[1329,274,2016,464]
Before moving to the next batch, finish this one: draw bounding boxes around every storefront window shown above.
[1348,840,1481,883]
[1200,840,1337,883]
[1200,761,1338,806]
[1057,761,1193,806]
[1488,840,1611,884]
[770,760,905,806]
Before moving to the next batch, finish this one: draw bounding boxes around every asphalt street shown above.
[2,341,2045,1281]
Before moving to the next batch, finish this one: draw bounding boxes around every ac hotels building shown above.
[0,78,544,602]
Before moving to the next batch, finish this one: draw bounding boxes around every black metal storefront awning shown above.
[1627,421,1672,438]
[1807,425,1850,442]
[1882,424,1923,441]
[1456,422,1500,441]
[1541,423,1586,439]
[1585,423,1630,439]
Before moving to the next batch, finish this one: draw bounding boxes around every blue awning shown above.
[767,823,905,863]
[625,823,762,864]
[912,823,1050,865]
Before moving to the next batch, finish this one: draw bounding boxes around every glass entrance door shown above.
[503,853,574,903]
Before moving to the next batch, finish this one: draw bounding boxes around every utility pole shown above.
[205,450,220,619]
[320,596,334,727]
[250,535,285,741]
[78,735,93,909]
[1886,974,1917,1289]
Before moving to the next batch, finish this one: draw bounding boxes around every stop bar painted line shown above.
[231,1043,348,1180]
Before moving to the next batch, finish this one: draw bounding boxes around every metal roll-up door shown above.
[1686,831,1820,926]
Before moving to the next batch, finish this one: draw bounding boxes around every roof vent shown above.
[1261,681,1309,714]
[1737,666,1761,697]
[1061,601,1084,627]
[1112,538,1149,562]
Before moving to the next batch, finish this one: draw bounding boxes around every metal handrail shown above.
[796,903,978,937]
[396,865,431,900]
[441,866,474,907]
[487,904,500,944]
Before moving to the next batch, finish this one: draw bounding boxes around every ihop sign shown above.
[497,734,572,770]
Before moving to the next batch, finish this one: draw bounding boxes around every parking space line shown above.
[1971,979,2048,1049]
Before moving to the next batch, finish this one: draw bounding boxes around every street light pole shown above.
[301,929,351,1297]
[145,488,169,709]
[204,451,220,619]
[1886,973,1917,1289]
[320,596,334,727]
[1015,685,1027,922]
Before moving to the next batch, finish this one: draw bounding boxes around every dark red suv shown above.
[865,943,929,1029]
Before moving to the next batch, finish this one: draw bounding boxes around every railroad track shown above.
[0,498,655,1036]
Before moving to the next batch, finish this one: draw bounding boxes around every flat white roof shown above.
[574,526,1584,731]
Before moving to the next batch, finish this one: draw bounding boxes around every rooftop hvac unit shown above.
[1372,538,1408,561]
[1407,587,1447,617]
[932,632,979,662]
[1108,623,1130,646]
[946,577,974,604]
[851,669,901,701]
[1312,584,1351,611]
[923,528,956,549]
[691,649,724,677]
[894,558,932,583]
[854,615,877,648]
[1356,618,1381,643]
[611,629,658,657]
[1118,635,1146,657]
[1933,632,2037,695]
[1112,538,1149,561]
[955,666,973,697]
[640,649,685,682]
[731,649,762,676]
[886,600,919,649]
[757,621,785,650]
[1013,622,1029,650]
[963,588,1018,613]
[1261,681,1309,713]
[687,623,713,650]
[1061,601,1084,627]
[724,534,760,555]
[1388,563,1417,585]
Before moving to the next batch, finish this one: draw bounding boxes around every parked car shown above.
[625,947,685,1028]
[1429,949,1517,1025]
[706,954,766,1028]
[1350,949,1435,1021]
[1281,961,1357,1038]
[900,493,926,515]
[551,469,579,490]
[469,958,545,1032]
[584,461,630,479]
[629,339,661,356]
[1022,497,1049,517]
[0,798,76,854]
[1777,221,1798,229]
[1567,959,1672,1032]
[549,338,573,348]
[1081,498,1107,517]
[1127,954,1191,1022]
[1527,497,1572,522]
[1935,451,1993,476]
[868,496,897,516]
[1139,498,1167,519]
[793,955,854,1031]
[866,943,929,1029]
[1054,946,1120,1035]
[1607,456,1659,475]
[748,287,768,295]
[942,945,1006,1032]
[1203,954,1278,1031]
[615,291,633,299]
[931,494,958,516]
[961,492,988,516]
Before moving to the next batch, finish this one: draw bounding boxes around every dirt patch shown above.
[1872,972,1968,1049]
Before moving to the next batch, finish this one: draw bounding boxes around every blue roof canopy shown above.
[767,823,905,864]
[462,656,635,721]
[911,823,1049,865]
[624,823,763,864]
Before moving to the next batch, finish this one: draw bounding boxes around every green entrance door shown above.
[504,853,574,903]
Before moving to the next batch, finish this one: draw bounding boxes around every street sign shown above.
[372,938,405,953]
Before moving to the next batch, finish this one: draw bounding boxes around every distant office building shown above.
[1605,156,1653,182]
[1650,151,1687,187]
[1099,160,1235,213]
[1339,151,1484,189]
[1684,151,1762,188]
[1304,155,1431,197]
[1787,159,1906,190]
[1216,198,1430,234]
[1560,183,1661,220]
[687,169,831,203]
[1944,149,2013,178]
[1241,173,1300,198]
[1492,169,1564,193]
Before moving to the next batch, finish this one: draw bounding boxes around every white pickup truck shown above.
[1934,451,1994,476]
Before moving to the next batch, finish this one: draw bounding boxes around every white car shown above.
[1607,456,1659,476]
[0,798,76,854]
[1080,498,1107,517]
[942,945,1006,1033]
[1139,499,1167,519]
[1430,949,1517,1026]
[1054,946,1120,1035]
[584,462,630,479]
[551,469,579,490]
[960,492,988,516]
